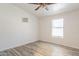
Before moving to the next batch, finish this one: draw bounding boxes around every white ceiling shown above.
[12,3,79,17]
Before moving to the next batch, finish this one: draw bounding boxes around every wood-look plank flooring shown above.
[0,41,79,56]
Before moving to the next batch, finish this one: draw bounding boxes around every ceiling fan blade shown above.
[35,5,41,10]
[45,3,55,5]
[29,3,41,5]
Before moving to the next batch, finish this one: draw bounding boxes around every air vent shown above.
[22,18,28,22]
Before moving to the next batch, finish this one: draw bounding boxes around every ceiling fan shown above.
[29,3,55,11]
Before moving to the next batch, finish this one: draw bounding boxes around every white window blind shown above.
[52,18,64,38]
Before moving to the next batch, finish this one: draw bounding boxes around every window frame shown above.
[52,18,64,38]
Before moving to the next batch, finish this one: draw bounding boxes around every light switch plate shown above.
[22,18,28,22]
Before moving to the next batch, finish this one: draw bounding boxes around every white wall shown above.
[39,10,79,49]
[0,4,39,51]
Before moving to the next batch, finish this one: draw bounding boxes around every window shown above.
[52,18,64,38]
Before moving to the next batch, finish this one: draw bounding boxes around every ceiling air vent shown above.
[22,18,28,22]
